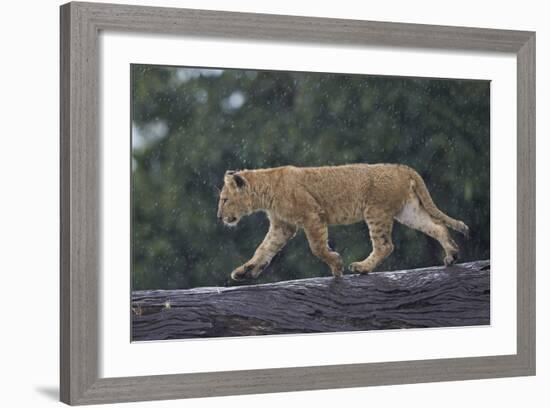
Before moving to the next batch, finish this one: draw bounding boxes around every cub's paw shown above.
[329,253,345,278]
[348,262,371,274]
[331,265,344,279]
[444,252,458,266]
[230,263,267,281]
[230,264,255,281]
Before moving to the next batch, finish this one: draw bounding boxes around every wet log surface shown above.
[131,260,490,341]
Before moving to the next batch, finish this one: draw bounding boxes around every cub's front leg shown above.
[231,216,296,281]
[303,217,344,278]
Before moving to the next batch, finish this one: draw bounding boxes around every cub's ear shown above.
[224,171,247,189]
[233,173,247,188]
[224,170,236,185]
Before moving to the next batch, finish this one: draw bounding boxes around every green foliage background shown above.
[131,65,490,290]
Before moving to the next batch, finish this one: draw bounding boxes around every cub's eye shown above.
[222,198,228,204]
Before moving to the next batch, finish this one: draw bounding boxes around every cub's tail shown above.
[408,169,470,238]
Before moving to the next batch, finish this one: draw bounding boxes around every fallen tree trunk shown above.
[132,260,490,341]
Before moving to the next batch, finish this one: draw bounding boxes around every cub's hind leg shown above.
[349,210,395,274]
[395,194,459,266]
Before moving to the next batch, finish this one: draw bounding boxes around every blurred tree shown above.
[131,65,490,290]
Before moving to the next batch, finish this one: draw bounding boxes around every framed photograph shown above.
[60,1,535,405]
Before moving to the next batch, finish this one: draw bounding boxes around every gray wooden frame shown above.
[60,1,536,405]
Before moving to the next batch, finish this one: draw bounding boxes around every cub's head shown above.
[217,170,252,227]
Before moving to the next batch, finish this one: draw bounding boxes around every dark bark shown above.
[132,260,490,341]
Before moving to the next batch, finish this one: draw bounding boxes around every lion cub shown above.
[217,164,469,281]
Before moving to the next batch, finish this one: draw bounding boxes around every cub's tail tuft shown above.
[456,221,470,240]
[408,168,470,238]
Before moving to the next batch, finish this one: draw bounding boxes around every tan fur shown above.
[217,164,469,281]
